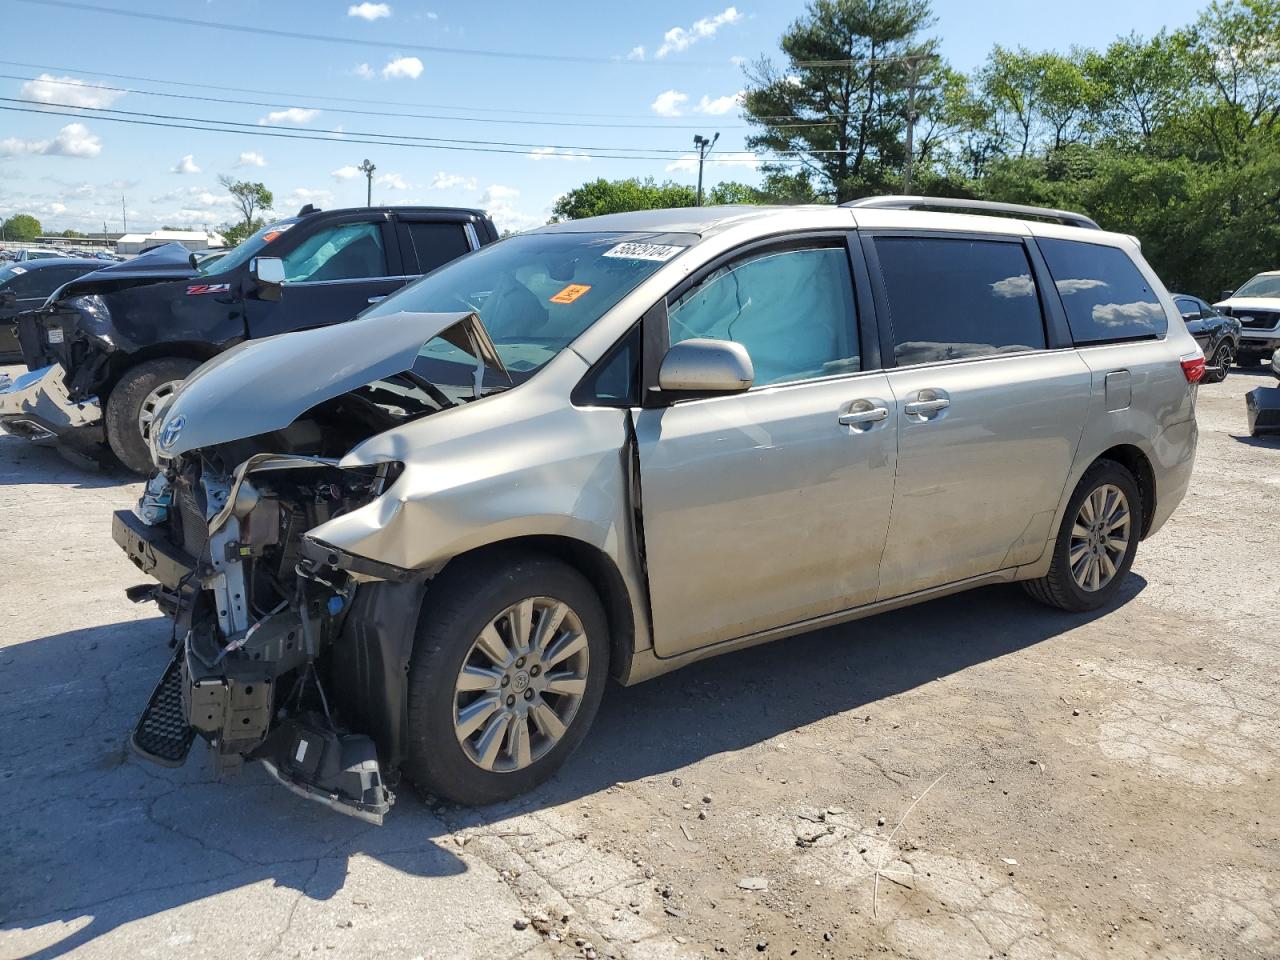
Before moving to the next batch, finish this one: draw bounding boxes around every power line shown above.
[0,102,820,165]
[12,1,933,72]
[1,71,838,132]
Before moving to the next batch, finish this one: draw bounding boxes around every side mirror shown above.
[1220,289,1235,301]
[657,338,753,396]
[250,256,286,301]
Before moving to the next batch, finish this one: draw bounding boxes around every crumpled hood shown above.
[154,310,495,458]
[52,242,199,302]
[1215,296,1280,313]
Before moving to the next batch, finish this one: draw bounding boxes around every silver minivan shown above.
[113,198,1201,820]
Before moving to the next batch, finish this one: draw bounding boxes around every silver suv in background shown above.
[113,198,1201,820]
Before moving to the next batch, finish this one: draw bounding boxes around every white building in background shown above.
[116,230,225,255]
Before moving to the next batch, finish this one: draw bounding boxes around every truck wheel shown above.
[404,550,610,805]
[1023,460,1142,613]
[105,357,200,474]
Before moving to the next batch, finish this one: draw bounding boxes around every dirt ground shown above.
[1,363,1276,960]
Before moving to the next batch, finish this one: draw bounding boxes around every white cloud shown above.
[626,46,645,61]
[1056,278,1109,295]
[991,274,1035,299]
[382,56,424,79]
[528,146,590,162]
[1091,301,1164,328]
[348,2,391,21]
[331,165,361,180]
[171,154,201,174]
[0,123,102,158]
[431,171,478,190]
[377,172,410,190]
[651,89,689,117]
[352,63,375,79]
[694,91,743,115]
[479,184,542,234]
[665,151,759,173]
[19,74,124,110]
[656,7,742,58]
[729,55,747,66]
[51,202,66,214]
[287,187,335,208]
[235,151,267,168]
[426,10,438,18]
[259,107,320,125]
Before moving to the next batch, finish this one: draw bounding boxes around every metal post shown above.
[358,159,376,207]
[693,132,719,206]
[903,56,922,194]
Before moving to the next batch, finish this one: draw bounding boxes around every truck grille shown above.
[1224,308,1280,330]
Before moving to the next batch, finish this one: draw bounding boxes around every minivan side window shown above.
[281,222,387,282]
[874,236,1047,367]
[667,245,860,386]
[1038,238,1167,344]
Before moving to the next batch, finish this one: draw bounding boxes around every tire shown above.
[1205,342,1233,383]
[403,549,610,805]
[104,357,201,474]
[1023,460,1142,613]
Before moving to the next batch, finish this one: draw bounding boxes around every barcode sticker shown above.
[601,242,683,262]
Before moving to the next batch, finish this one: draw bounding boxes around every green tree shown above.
[550,178,696,220]
[1084,32,1192,145]
[741,0,938,201]
[2,214,42,241]
[218,174,273,236]
[218,218,265,248]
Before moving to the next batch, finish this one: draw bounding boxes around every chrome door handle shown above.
[368,295,388,304]
[839,406,889,426]
[903,398,950,416]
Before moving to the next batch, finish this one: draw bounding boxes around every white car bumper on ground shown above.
[0,363,102,443]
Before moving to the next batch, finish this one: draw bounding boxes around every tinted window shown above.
[1038,238,1167,344]
[1174,297,1200,318]
[281,221,387,282]
[667,245,859,386]
[2,268,48,299]
[403,222,471,274]
[875,237,1046,366]
[575,325,640,406]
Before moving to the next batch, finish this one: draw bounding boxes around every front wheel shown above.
[1205,341,1234,383]
[104,357,200,473]
[404,551,610,805]
[1023,460,1141,612]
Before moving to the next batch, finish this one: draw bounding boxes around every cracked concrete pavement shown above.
[0,364,1276,959]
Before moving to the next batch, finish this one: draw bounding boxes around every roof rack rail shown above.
[841,195,1100,230]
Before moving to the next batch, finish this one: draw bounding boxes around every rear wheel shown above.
[104,357,200,474]
[404,550,609,805]
[1023,460,1141,612]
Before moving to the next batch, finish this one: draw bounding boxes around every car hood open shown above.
[154,310,506,458]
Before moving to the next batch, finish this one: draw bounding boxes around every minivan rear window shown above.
[1038,238,1167,344]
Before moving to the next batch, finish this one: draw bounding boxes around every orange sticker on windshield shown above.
[549,283,591,304]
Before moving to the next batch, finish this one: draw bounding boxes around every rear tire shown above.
[104,357,200,474]
[403,550,610,805]
[1205,342,1233,383]
[1023,460,1142,613]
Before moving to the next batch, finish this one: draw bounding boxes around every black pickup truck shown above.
[0,204,497,471]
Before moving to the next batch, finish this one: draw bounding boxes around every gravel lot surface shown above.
[1,363,1276,960]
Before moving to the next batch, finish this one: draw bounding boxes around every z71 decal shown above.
[186,283,231,296]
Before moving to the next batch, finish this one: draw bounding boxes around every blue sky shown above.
[0,0,1209,237]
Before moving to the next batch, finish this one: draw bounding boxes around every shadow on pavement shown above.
[0,435,128,489]
[0,570,1144,957]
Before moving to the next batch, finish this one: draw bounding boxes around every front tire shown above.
[104,357,200,473]
[404,550,610,805]
[1023,460,1141,613]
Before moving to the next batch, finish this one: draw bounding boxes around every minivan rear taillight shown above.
[1180,353,1206,384]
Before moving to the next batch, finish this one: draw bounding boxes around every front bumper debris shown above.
[1246,385,1280,435]
[0,364,103,445]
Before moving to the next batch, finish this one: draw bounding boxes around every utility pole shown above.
[358,158,376,207]
[121,195,127,233]
[902,53,936,195]
[693,132,719,206]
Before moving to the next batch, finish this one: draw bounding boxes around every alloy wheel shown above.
[1213,343,1234,379]
[452,596,590,773]
[1069,483,1131,592]
[137,380,181,442]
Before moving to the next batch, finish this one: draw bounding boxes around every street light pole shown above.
[358,158,376,207]
[693,132,719,206]
[902,54,936,195]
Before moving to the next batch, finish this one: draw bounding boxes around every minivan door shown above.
[634,237,899,658]
[865,233,1092,600]
[243,216,407,339]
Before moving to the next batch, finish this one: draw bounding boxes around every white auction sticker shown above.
[9,266,25,275]
[47,328,64,344]
[601,242,683,262]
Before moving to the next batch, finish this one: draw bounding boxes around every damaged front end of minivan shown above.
[112,310,509,824]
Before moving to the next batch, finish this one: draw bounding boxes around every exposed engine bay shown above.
[115,374,452,824]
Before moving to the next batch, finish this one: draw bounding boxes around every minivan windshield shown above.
[1232,274,1280,299]
[197,218,298,277]
[363,230,694,393]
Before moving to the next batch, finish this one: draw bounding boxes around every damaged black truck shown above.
[0,205,496,471]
